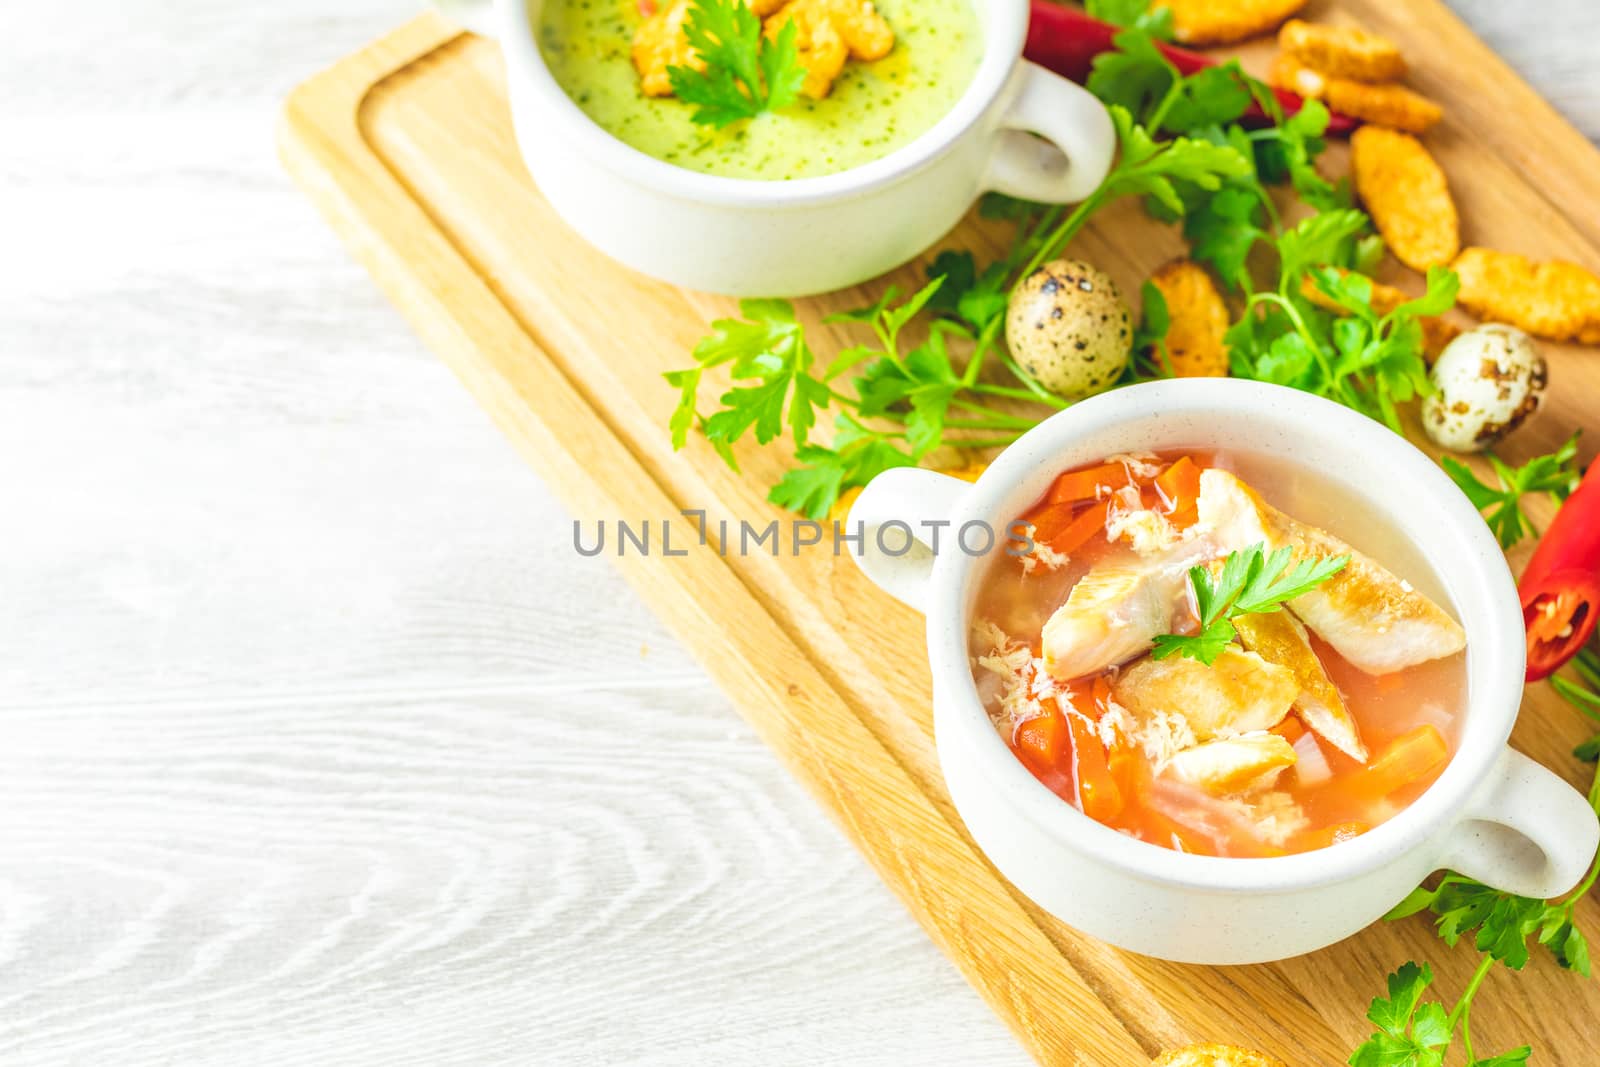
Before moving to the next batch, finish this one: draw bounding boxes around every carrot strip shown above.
[1013,707,1068,774]
[1063,706,1123,822]
[1129,808,1213,855]
[1349,725,1449,800]
[1046,462,1132,505]
[1271,716,1307,744]
[1049,500,1111,555]
[1090,675,1114,719]
[1154,455,1202,527]
[1023,501,1077,545]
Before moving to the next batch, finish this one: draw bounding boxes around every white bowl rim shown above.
[494,0,1027,208]
[929,379,1526,894]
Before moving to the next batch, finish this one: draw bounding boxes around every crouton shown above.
[1270,55,1441,133]
[1156,0,1307,46]
[1351,126,1459,271]
[1153,1044,1288,1067]
[1453,248,1600,345]
[1149,260,1230,377]
[1299,270,1462,361]
[1279,19,1406,83]
[765,0,894,98]
[631,0,700,97]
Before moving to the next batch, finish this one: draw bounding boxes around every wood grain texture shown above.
[4,0,1600,1064]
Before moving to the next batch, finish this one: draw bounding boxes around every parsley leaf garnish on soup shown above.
[971,450,1467,858]
[663,0,806,128]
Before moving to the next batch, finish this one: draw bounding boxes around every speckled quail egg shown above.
[1421,324,1548,453]
[1005,259,1132,400]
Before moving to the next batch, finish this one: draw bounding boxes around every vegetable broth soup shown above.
[970,449,1468,858]
[536,0,983,180]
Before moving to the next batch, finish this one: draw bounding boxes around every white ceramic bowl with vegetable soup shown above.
[847,379,1599,965]
[433,0,1114,296]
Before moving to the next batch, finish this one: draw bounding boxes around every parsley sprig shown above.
[1350,961,1529,1067]
[1151,543,1349,665]
[1441,434,1582,550]
[666,0,805,128]
[1226,219,1457,434]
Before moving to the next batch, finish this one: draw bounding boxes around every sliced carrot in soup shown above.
[1063,706,1123,822]
[1271,715,1307,744]
[1155,455,1202,526]
[1046,462,1133,505]
[1050,500,1111,555]
[1348,725,1449,801]
[1014,706,1068,773]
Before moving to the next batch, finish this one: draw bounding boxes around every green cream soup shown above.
[537,0,984,180]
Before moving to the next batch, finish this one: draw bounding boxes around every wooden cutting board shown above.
[280,8,1600,1062]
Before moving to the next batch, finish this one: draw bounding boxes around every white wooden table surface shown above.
[2,3,1596,1064]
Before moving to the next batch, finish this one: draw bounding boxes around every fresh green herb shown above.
[668,279,1056,518]
[1128,279,1174,378]
[1017,106,1252,283]
[1086,0,1174,36]
[1554,645,1600,763]
[1086,27,1249,135]
[1441,434,1582,549]
[1226,213,1457,433]
[1349,961,1529,1067]
[1151,543,1349,665]
[666,0,805,128]
[1389,876,1592,976]
[663,298,831,458]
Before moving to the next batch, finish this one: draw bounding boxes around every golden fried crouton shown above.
[1149,260,1230,377]
[767,6,849,98]
[1154,1044,1288,1067]
[1156,0,1307,46]
[1279,19,1406,82]
[1453,248,1600,344]
[1269,52,1325,99]
[765,0,894,98]
[631,0,699,97]
[1270,55,1442,133]
[1351,126,1459,271]
[1326,79,1442,134]
[1299,270,1463,361]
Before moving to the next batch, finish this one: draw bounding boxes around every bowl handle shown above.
[1437,747,1599,899]
[844,468,972,614]
[433,0,497,36]
[983,60,1116,204]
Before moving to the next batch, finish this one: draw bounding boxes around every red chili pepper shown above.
[1521,461,1600,681]
[1023,2,1359,136]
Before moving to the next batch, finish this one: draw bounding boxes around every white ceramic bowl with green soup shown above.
[433,0,1115,296]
